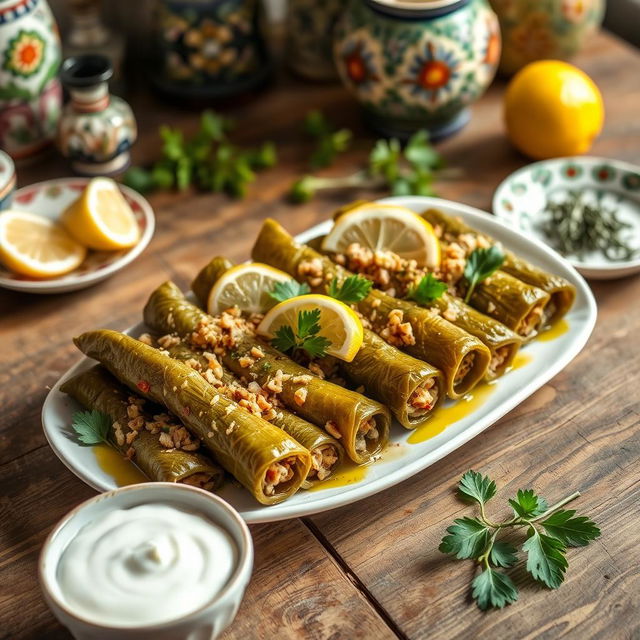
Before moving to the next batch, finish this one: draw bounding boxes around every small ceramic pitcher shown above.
[489,0,606,76]
[334,0,501,141]
[57,54,137,176]
[0,0,62,159]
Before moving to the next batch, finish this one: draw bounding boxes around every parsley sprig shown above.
[440,471,600,610]
[124,110,277,198]
[406,273,447,305]
[269,279,311,303]
[328,275,372,304]
[71,410,111,445]
[272,309,332,358]
[290,128,451,203]
[304,110,352,169]
[462,246,505,303]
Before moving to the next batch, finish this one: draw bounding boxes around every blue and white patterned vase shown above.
[57,55,137,176]
[0,0,62,159]
[153,0,271,100]
[334,0,501,140]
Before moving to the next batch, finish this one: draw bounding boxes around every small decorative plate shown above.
[493,157,640,280]
[0,178,155,294]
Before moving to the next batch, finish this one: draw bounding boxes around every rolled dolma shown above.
[143,283,391,463]
[73,330,312,505]
[162,341,344,488]
[251,219,491,399]
[61,365,224,490]
[421,208,574,328]
[192,257,444,427]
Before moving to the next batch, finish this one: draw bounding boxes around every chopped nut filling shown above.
[518,302,546,337]
[453,352,476,386]
[263,457,297,496]
[307,444,340,481]
[407,378,438,418]
[354,417,379,453]
[489,345,511,376]
[380,309,415,347]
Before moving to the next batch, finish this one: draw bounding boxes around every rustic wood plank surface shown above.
[1,30,639,640]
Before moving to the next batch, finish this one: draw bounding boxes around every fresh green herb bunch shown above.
[304,110,352,169]
[290,129,446,203]
[271,309,332,359]
[406,273,447,305]
[543,190,639,261]
[123,111,277,198]
[440,470,600,611]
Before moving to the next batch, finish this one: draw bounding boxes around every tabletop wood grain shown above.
[1,30,639,640]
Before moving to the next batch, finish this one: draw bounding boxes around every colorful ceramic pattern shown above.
[0,177,155,294]
[153,0,271,99]
[489,0,605,75]
[285,0,342,81]
[58,55,137,176]
[493,156,640,279]
[0,150,16,210]
[334,0,500,140]
[0,0,62,158]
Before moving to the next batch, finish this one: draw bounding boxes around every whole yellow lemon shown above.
[504,60,604,160]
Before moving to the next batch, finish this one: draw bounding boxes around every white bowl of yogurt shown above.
[39,483,253,640]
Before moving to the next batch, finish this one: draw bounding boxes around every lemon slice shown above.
[0,210,86,278]
[61,177,140,250]
[321,203,441,268]
[208,263,292,315]
[257,294,364,362]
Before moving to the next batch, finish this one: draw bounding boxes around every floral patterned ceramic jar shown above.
[490,0,605,76]
[153,0,271,100]
[334,0,500,140]
[0,0,62,159]
[285,0,342,81]
[57,55,137,176]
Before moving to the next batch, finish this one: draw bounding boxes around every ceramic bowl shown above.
[39,483,253,640]
[0,150,16,210]
[493,156,640,279]
[0,177,154,294]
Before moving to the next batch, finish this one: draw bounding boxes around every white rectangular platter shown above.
[42,196,597,523]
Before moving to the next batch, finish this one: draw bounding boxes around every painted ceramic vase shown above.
[285,0,342,81]
[0,150,16,209]
[0,0,62,159]
[334,0,501,141]
[490,0,605,76]
[153,0,271,100]
[57,55,137,176]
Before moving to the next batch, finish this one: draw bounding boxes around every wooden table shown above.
[2,30,639,640]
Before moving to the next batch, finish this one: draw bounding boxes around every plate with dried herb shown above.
[493,157,640,279]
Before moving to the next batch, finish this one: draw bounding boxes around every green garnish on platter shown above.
[71,409,111,445]
[543,190,638,261]
[272,309,332,359]
[463,246,505,303]
[269,279,311,303]
[406,273,447,304]
[440,471,600,611]
[328,275,372,304]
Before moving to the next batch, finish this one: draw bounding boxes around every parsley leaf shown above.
[406,274,447,305]
[471,568,518,611]
[303,110,352,169]
[463,246,505,303]
[72,410,111,446]
[489,541,518,568]
[509,489,548,519]
[522,527,568,589]
[439,517,491,559]
[540,510,601,547]
[269,279,310,303]
[270,309,331,359]
[458,469,497,505]
[328,275,372,303]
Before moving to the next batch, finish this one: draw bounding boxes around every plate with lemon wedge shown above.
[42,196,595,523]
[0,177,154,294]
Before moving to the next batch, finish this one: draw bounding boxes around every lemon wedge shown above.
[322,203,441,269]
[207,263,292,315]
[257,294,364,362]
[0,210,86,278]
[61,177,140,250]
